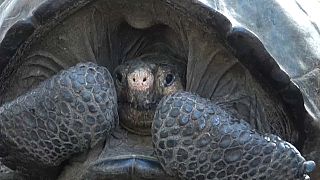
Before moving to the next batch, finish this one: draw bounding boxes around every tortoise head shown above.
[114,55,186,135]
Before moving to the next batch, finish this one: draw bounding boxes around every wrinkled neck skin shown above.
[115,56,185,135]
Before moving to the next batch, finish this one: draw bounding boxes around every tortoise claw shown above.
[303,161,316,173]
[303,175,310,180]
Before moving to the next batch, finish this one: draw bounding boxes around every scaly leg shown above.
[0,63,118,179]
[152,91,315,180]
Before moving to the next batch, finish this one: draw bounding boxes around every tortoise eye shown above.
[164,73,175,87]
[116,72,123,83]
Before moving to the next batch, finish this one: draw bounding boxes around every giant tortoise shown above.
[0,0,319,179]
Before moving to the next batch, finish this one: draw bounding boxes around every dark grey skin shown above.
[0,57,315,180]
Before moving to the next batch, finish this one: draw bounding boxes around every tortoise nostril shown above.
[128,68,154,91]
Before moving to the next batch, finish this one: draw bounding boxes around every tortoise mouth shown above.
[118,102,155,136]
[119,100,158,111]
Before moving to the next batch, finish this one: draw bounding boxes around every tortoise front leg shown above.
[0,63,118,179]
[152,91,315,180]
